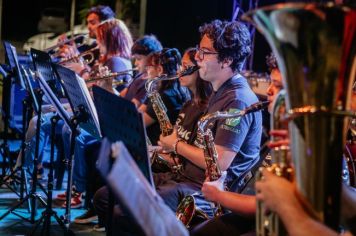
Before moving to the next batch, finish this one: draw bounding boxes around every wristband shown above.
[173,138,183,155]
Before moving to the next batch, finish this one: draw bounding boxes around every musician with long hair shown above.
[94,18,133,92]
[154,47,213,210]
[56,19,133,211]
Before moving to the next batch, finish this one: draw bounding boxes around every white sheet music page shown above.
[75,74,101,136]
[107,141,188,236]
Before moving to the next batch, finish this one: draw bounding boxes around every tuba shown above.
[243,3,356,230]
[176,101,269,228]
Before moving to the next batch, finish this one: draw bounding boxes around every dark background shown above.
[1,0,287,72]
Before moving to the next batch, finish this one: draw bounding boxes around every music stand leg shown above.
[30,115,68,235]
[62,117,79,232]
[0,89,48,223]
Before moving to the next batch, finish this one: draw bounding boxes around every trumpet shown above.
[45,33,89,53]
[58,46,98,65]
[85,68,138,84]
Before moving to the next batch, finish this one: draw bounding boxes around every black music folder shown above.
[36,72,70,126]
[92,85,152,185]
[54,64,101,138]
[3,41,26,89]
[100,140,188,236]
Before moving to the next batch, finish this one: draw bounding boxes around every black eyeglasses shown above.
[196,45,218,60]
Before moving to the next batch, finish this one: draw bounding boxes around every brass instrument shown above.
[176,101,269,227]
[256,90,293,236]
[243,3,356,230]
[146,65,199,172]
[44,33,89,53]
[85,68,138,84]
[240,70,271,98]
[58,46,98,65]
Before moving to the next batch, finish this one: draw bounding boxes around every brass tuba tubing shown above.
[256,91,292,236]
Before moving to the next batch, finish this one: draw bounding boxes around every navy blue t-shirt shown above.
[194,75,262,190]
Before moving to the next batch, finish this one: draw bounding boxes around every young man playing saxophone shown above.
[159,19,262,224]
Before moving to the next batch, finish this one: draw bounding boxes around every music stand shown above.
[92,86,152,235]
[29,71,72,235]
[0,41,27,177]
[98,139,188,236]
[92,86,151,184]
[53,64,101,231]
[0,69,47,224]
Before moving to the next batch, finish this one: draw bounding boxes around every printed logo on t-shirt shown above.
[221,108,241,133]
[176,113,192,141]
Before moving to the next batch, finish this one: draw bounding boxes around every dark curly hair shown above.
[87,5,115,22]
[266,52,278,71]
[199,19,251,72]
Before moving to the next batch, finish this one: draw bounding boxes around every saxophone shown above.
[176,101,269,227]
[146,66,199,172]
[256,90,293,236]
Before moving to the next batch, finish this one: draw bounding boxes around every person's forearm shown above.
[278,201,338,236]
[175,141,206,169]
[216,191,256,217]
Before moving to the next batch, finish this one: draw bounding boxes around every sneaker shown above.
[74,209,98,224]
[93,224,105,232]
[61,193,83,209]
[56,188,81,201]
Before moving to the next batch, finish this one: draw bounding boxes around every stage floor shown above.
[0,172,105,235]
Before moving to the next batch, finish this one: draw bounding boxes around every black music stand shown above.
[92,86,152,235]
[0,70,47,224]
[0,41,25,178]
[29,48,100,233]
[30,71,72,235]
[92,86,151,183]
[53,64,100,232]
[97,139,188,236]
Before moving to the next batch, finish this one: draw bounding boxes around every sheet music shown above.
[54,63,101,138]
[107,141,188,236]
[75,75,100,133]
[36,71,71,126]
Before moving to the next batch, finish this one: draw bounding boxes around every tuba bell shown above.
[243,2,356,230]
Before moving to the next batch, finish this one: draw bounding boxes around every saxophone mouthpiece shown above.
[245,101,270,114]
[179,65,200,77]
